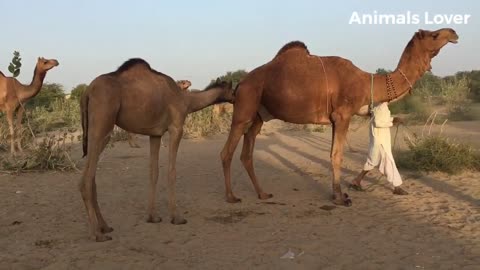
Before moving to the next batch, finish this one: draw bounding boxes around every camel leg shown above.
[79,116,115,241]
[146,136,162,223]
[167,126,187,225]
[221,122,249,203]
[93,178,113,233]
[330,113,352,206]
[15,106,24,152]
[240,115,272,200]
[91,135,113,234]
[6,109,16,154]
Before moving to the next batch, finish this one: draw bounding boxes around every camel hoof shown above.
[146,216,162,223]
[100,226,114,234]
[226,195,242,203]
[171,217,187,225]
[95,234,112,242]
[258,193,273,200]
[332,193,352,207]
[344,197,352,207]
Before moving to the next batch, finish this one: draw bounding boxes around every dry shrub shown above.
[303,124,326,133]
[183,106,232,138]
[110,127,130,142]
[29,99,80,133]
[440,76,471,120]
[397,114,480,174]
[0,133,78,172]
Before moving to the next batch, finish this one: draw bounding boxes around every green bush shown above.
[389,95,432,121]
[397,135,480,174]
[440,76,471,121]
[26,83,65,110]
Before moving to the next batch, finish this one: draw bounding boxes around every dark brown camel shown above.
[220,28,458,205]
[80,58,234,241]
[0,57,59,153]
[126,79,193,148]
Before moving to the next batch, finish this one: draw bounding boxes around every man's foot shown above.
[393,187,409,195]
[348,183,364,192]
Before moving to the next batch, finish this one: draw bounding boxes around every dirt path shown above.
[1,122,479,269]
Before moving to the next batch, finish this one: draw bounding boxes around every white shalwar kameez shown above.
[363,102,403,187]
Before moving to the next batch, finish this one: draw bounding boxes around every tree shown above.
[26,83,65,109]
[8,51,22,77]
[414,72,442,100]
[455,70,480,101]
[70,83,88,101]
[209,69,248,89]
[375,68,391,75]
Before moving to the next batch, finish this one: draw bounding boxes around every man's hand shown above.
[392,117,404,125]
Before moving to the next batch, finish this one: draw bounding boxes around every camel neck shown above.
[372,40,430,104]
[17,67,46,102]
[185,87,228,114]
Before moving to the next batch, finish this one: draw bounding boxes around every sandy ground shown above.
[0,121,479,269]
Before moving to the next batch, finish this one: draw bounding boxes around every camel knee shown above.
[331,155,343,167]
[221,150,233,166]
[240,151,252,166]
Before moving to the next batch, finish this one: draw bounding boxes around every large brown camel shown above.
[220,28,458,205]
[80,58,234,241]
[0,57,59,153]
[126,79,193,148]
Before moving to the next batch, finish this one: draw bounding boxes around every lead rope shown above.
[398,68,414,93]
[318,57,329,115]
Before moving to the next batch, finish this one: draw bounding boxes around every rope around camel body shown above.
[318,56,330,115]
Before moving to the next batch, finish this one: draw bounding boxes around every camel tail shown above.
[80,92,89,157]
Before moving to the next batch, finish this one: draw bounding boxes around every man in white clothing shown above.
[349,102,408,195]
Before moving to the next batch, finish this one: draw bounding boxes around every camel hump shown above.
[275,41,309,58]
[115,58,152,73]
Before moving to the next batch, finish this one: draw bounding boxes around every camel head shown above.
[176,80,192,91]
[206,79,235,103]
[36,57,59,73]
[415,28,459,58]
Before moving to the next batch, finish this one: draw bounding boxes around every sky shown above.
[0,0,478,92]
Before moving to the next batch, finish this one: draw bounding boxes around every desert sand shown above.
[1,121,479,269]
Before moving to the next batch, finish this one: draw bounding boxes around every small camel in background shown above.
[80,59,234,241]
[126,79,193,148]
[176,80,192,91]
[0,57,59,153]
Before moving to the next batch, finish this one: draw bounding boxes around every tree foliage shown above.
[26,83,65,110]
[70,83,88,100]
[455,70,480,101]
[375,68,390,75]
[209,69,248,89]
[8,51,22,77]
